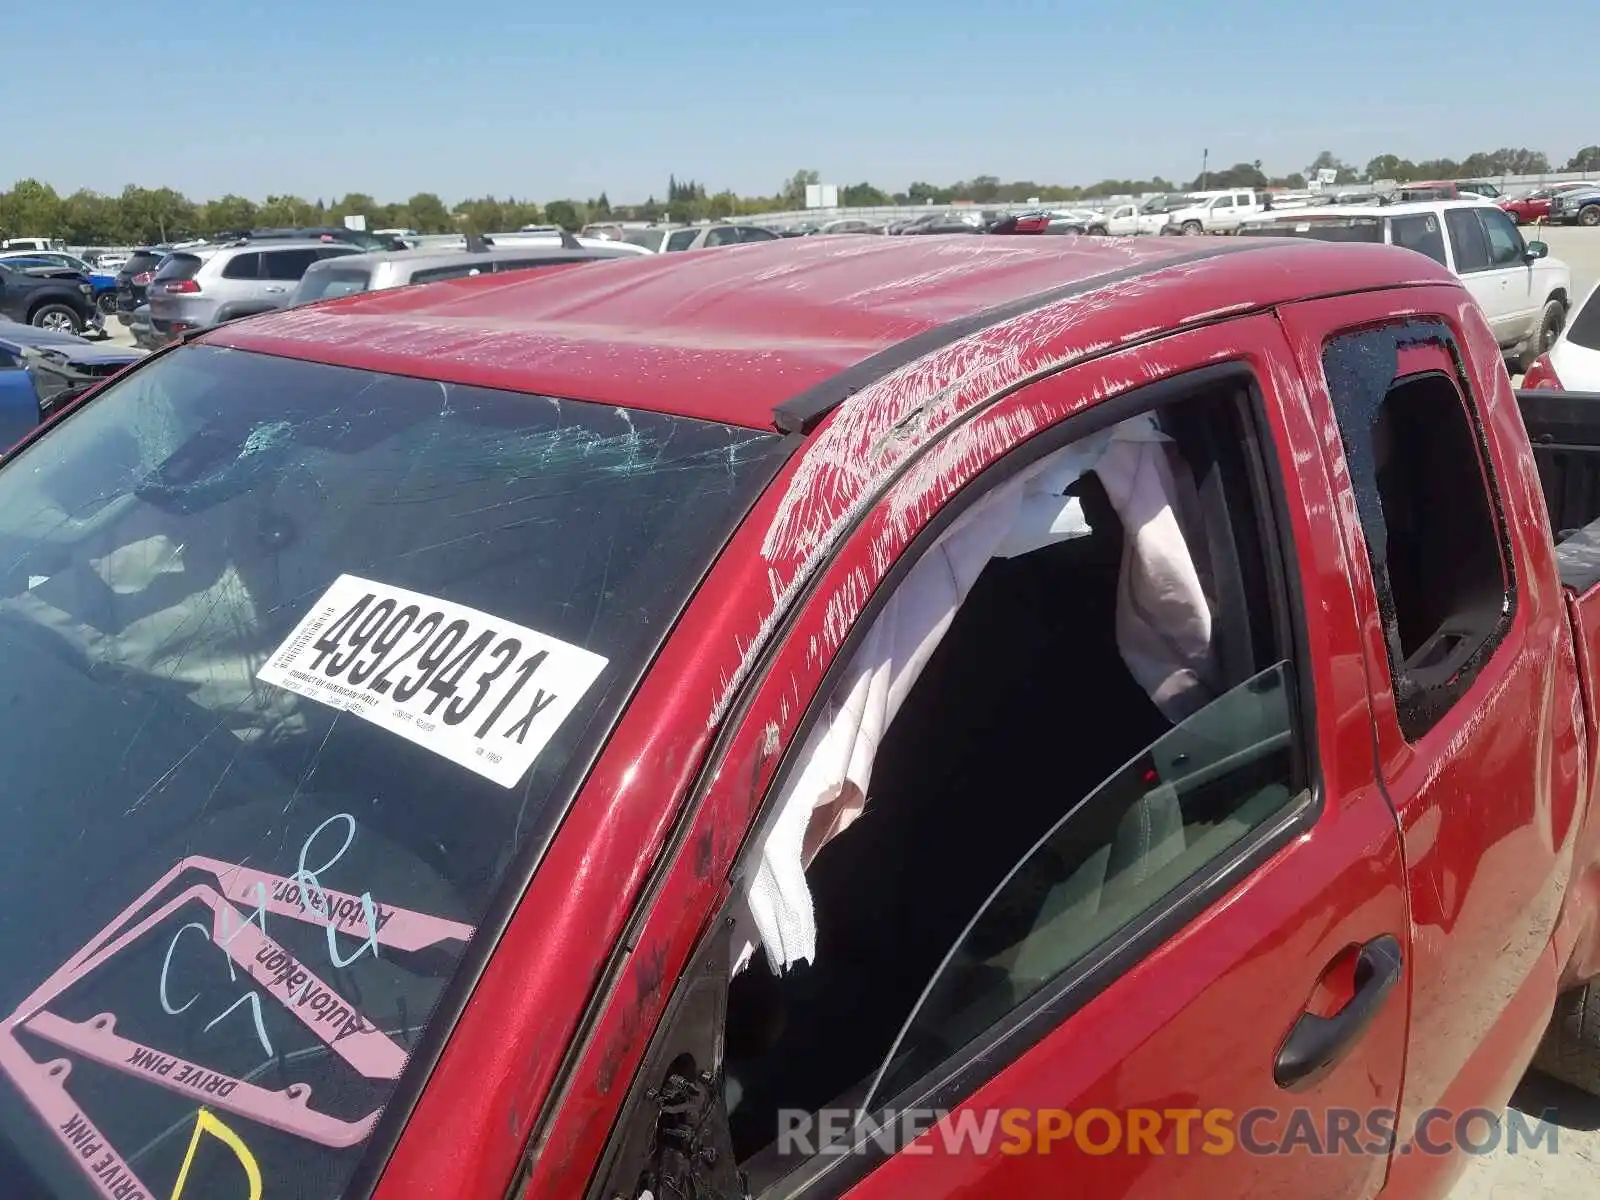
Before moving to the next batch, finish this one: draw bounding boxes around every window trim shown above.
[592,362,1324,1199]
[1319,319,1518,743]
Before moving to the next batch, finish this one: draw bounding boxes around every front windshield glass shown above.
[0,346,785,1199]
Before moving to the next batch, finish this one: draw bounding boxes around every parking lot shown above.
[95,224,1600,360]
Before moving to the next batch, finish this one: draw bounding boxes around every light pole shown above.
[1201,149,1209,191]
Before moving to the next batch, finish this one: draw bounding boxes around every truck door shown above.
[1443,208,1515,345]
[1278,288,1583,1195]
[1474,206,1539,336]
[527,317,1413,1200]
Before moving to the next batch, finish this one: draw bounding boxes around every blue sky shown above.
[7,1,1597,204]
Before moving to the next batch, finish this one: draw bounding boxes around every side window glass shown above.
[1322,325,1514,740]
[220,252,261,280]
[666,229,699,252]
[871,660,1296,1105]
[1389,214,1448,266]
[1477,208,1524,267]
[1445,208,1490,272]
[1213,196,1234,209]
[738,227,778,243]
[718,372,1308,1168]
[705,227,742,247]
[262,249,319,280]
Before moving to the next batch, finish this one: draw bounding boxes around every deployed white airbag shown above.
[734,413,1218,975]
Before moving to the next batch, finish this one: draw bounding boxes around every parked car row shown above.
[1236,197,1570,373]
[109,226,645,349]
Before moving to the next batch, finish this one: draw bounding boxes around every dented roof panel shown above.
[203,236,1456,430]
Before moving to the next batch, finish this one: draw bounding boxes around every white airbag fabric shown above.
[734,414,1217,975]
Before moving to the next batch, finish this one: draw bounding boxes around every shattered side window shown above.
[0,346,787,1199]
[1321,324,1514,740]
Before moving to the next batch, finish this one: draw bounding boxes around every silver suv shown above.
[147,239,363,344]
[291,241,644,306]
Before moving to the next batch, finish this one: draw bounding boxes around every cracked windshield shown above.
[0,344,784,1198]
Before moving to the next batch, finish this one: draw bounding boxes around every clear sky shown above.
[7,1,1596,205]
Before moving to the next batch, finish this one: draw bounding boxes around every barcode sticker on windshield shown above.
[258,574,608,787]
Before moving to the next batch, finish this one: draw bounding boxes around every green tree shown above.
[57,190,122,243]
[328,193,378,227]
[1565,146,1600,172]
[781,169,821,208]
[117,185,195,243]
[1303,151,1360,185]
[1411,158,1460,182]
[257,195,317,227]
[544,200,580,230]
[198,194,259,235]
[1364,154,1416,182]
[404,192,451,232]
[455,197,507,233]
[1189,161,1267,189]
[0,179,64,239]
[839,182,891,206]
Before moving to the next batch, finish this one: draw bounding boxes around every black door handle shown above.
[1274,934,1404,1090]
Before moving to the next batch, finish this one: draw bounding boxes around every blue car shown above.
[0,320,145,447]
[0,251,120,315]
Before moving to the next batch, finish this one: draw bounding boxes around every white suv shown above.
[1239,199,1570,372]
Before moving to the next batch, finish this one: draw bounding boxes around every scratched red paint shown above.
[261,236,1600,1200]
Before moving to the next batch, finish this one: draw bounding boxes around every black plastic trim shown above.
[770,240,1277,434]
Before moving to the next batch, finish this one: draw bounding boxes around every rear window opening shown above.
[151,254,204,283]
[121,253,166,275]
[1323,327,1514,742]
[1372,374,1507,667]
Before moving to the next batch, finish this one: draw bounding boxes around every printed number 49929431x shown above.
[257,575,610,787]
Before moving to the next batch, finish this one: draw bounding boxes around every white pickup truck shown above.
[1238,198,1571,372]
[1159,190,1270,236]
[1086,200,1179,236]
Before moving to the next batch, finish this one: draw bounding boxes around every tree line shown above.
[3,145,1597,245]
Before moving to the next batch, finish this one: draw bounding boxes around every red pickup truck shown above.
[2,235,1600,1200]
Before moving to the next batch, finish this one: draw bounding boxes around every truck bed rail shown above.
[1516,389,1600,592]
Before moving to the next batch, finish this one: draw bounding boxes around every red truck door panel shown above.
[529,318,1411,1200]
[1277,290,1584,1188]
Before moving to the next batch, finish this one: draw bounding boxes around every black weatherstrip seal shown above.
[771,238,1280,435]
